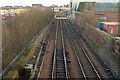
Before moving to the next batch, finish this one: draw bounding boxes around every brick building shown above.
[70,0,119,22]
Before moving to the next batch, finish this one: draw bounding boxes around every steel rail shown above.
[60,19,69,79]
[52,19,58,79]
[52,19,69,79]
[66,19,101,79]
[29,21,53,80]
[37,27,53,80]
[63,19,87,79]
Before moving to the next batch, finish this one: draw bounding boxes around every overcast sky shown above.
[72,0,119,2]
[0,0,70,6]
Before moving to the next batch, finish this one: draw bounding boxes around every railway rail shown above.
[36,20,57,79]
[65,19,109,79]
[29,21,54,80]
[65,19,101,79]
[52,19,69,79]
[67,19,110,78]
[6,18,111,79]
[37,19,109,79]
[62,19,85,79]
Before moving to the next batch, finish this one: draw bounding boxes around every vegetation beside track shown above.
[2,7,53,69]
[4,24,49,78]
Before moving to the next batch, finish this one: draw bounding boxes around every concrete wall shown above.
[74,12,120,78]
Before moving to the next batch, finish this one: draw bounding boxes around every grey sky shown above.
[0,0,70,6]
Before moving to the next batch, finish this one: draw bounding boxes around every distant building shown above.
[32,4,43,7]
[70,0,119,22]
[4,6,12,8]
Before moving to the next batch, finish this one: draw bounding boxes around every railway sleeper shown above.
[85,74,98,78]
[56,65,64,68]
[56,64,64,67]
[56,71,65,73]
[56,76,65,78]
[56,58,63,61]
[56,73,65,76]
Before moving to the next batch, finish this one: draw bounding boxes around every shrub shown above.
[2,7,53,69]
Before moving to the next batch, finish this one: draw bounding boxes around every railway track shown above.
[37,20,57,79]
[28,19,110,79]
[29,21,54,79]
[67,20,110,78]
[65,19,101,79]
[64,19,109,79]
[1,15,111,79]
[62,19,85,79]
[28,19,109,79]
[52,19,68,79]
[36,19,109,79]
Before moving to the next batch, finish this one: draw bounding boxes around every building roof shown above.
[32,4,43,6]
